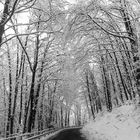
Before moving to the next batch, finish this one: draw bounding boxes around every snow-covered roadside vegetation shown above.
[82,104,140,140]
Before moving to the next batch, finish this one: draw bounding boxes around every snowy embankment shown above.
[81,104,140,140]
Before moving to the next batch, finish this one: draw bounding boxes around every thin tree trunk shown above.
[11,45,20,134]
[2,70,7,137]
[85,71,95,119]
[6,46,13,136]
[19,53,25,127]
[26,32,39,132]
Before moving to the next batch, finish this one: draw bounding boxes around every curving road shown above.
[47,127,87,140]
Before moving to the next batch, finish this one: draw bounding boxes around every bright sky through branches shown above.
[66,0,76,4]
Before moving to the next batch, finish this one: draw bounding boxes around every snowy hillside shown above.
[82,104,140,140]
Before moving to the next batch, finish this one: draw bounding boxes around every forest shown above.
[0,0,140,138]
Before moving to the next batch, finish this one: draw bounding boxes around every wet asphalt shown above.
[47,127,87,140]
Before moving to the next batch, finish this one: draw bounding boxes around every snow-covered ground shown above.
[81,104,140,140]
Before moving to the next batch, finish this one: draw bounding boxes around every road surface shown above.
[47,127,87,140]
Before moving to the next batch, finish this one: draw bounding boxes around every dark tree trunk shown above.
[27,71,36,132]
[6,47,13,136]
[101,56,112,112]
[23,75,28,133]
[11,45,21,133]
[85,71,95,119]
[19,53,25,126]
[26,30,40,132]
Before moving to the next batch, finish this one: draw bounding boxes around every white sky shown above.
[66,0,76,4]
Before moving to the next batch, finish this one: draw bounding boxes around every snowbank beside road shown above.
[82,104,140,140]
